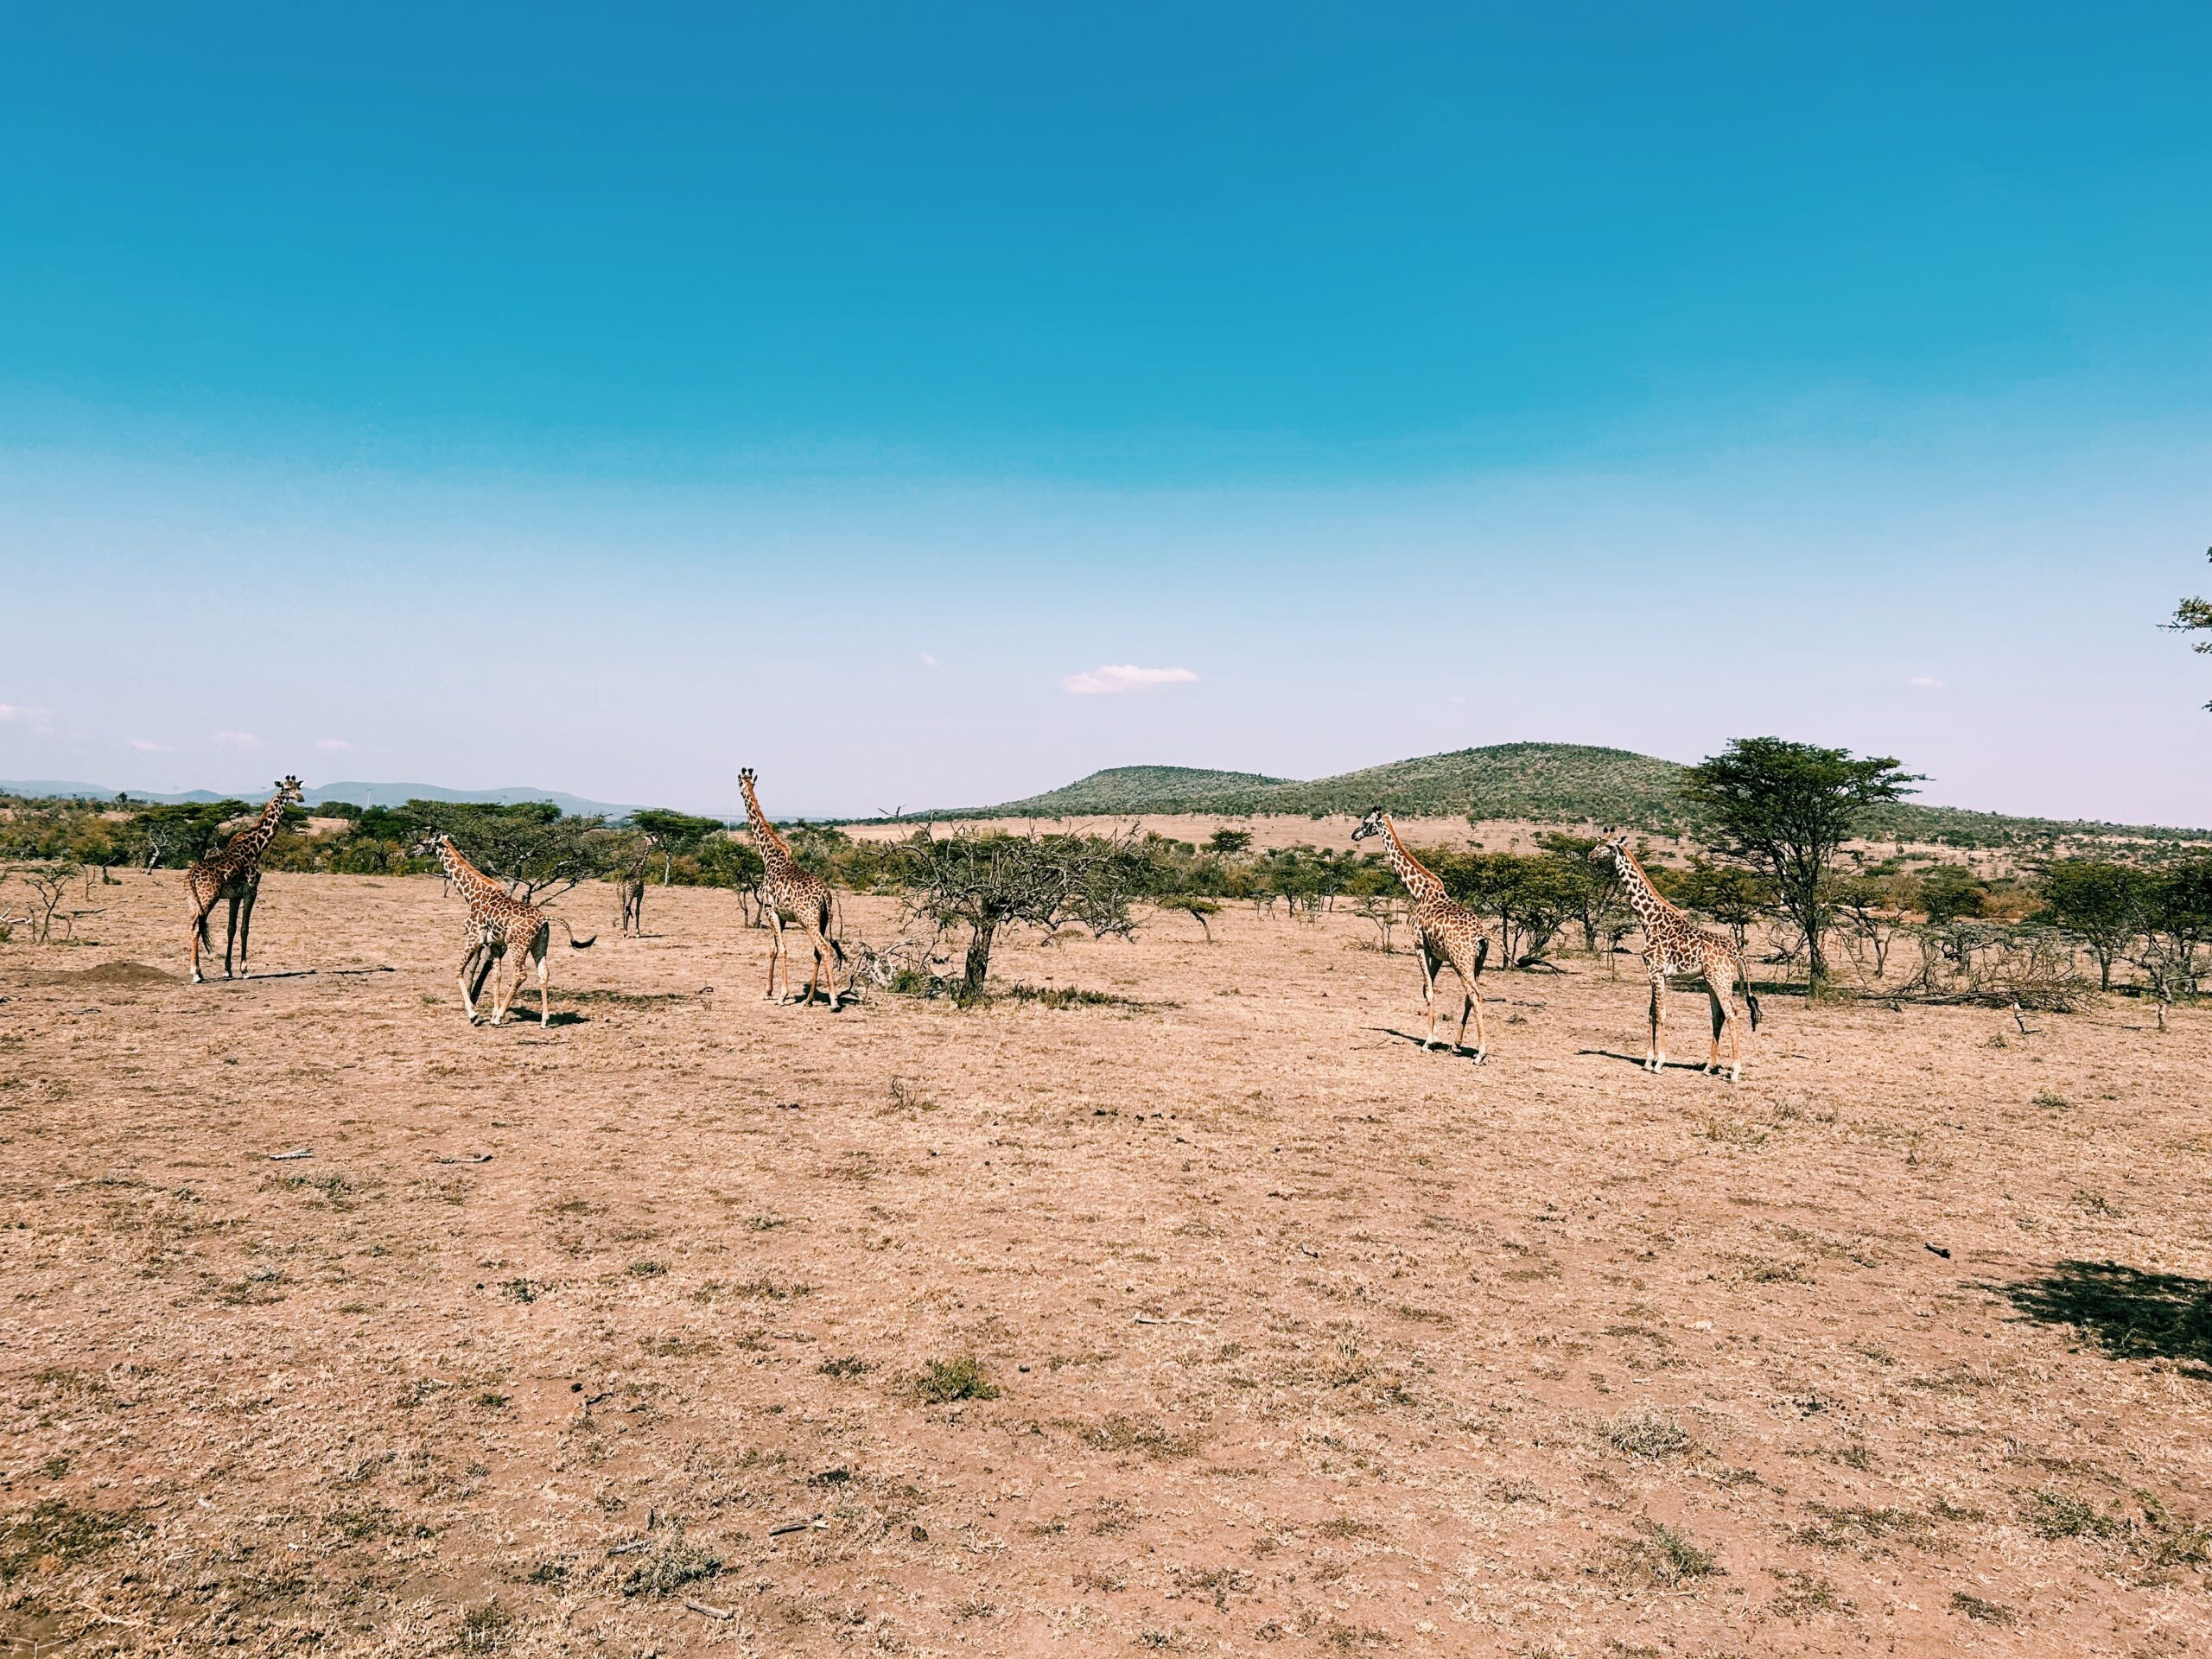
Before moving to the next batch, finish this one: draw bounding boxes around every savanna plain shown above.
[3,855,2209,1658]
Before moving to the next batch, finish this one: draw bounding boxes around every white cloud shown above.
[1907,676,1948,690]
[917,652,940,670]
[128,738,174,753]
[0,702,53,733]
[212,729,264,750]
[1060,664,1200,696]
[314,737,354,752]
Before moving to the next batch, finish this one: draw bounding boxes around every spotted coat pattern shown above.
[1592,836,1761,1082]
[1353,809,1492,1060]
[186,776,303,983]
[739,767,846,1008]
[423,832,593,1027]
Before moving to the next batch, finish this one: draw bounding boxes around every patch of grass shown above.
[499,1277,543,1303]
[1584,1521,1719,1591]
[997,982,1164,1012]
[1071,1563,1127,1592]
[818,1356,872,1379]
[1769,1568,1851,1619]
[912,1353,998,1404]
[0,1499,143,1583]
[1794,1503,1934,1554]
[730,1276,811,1301]
[1600,1407,1691,1459]
[2025,1490,2120,1541]
[624,1259,667,1278]
[460,1600,516,1652]
[1077,1414,1199,1461]
[2070,1190,2123,1218]
[887,1077,936,1112]
[474,1391,511,1411]
[620,1535,723,1599]
[1948,1591,2017,1625]
[2031,1090,2070,1109]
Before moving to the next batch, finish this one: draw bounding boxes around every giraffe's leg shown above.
[1417,942,1441,1049]
[458,944,480,1022]
[766,912,785,1001]
[535,938,551,1028]
[236,879,258,976]
[1706,981,1725,1074]
[1647,978,1664,1071]
[1718,963,1745,1084]
[189,887,211,984]
[222,892,242,980]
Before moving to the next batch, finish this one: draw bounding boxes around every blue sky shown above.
[3,4,2209,821]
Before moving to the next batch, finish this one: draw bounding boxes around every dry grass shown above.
[0,868,2209,1655]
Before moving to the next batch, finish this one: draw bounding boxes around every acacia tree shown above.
[406,801,619,903]
[2036,858,2152,990]
[1682,738,1921,988]
[630,809,727,883]
[895,829,1156,1000]
[2171,546,2212,706]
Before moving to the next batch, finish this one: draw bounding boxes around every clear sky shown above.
[3,4,2209,822]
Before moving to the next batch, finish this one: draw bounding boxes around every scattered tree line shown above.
[4,738,2211,1007]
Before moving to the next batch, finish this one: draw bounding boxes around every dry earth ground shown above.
[3,870,2209,1658]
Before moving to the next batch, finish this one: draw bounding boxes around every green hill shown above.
[982,765,1290,816]
[928,741,2210,849]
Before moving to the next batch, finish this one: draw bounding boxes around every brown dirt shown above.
[2,871,2208,1656]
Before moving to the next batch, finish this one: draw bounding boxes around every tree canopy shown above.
[1682,738,1921,986]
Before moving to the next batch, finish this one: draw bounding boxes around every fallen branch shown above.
[269,1148,314,1161]
[433,1154,493,1166]
[768,1516,825,1537]
[683,1599,734,1621]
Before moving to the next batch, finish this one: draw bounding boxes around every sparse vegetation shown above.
[912,1353,999,1403]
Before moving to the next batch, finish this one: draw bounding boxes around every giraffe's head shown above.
[411,830,453,861]
[275,775,305,806]
[739,767,758,790]
[1588,834,1631,869]
[1351,807,1388,843]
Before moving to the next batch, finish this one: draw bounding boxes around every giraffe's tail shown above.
[827,894,849,963]
[1739,953,1762,1030]
[556,918,597,950]
[1473,935,1491,977]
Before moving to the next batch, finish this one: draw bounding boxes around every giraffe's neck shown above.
[1611,849,1676,932]
[436,838,508,907]
[228,792,290,861]
[741,782,801,876]
[1378,817,1445,902]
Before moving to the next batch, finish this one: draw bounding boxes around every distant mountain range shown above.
[922,741,2211,848]
[1,779,652,820]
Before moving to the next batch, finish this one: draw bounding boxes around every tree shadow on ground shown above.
[1996,1260,2212,1376]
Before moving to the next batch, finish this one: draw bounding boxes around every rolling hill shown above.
[927,742,2211,848]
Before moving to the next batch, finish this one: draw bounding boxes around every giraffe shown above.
[1590,836,1762,1082]
[1351,808,1492,1060]
[738,766,847,1009]
[617,833,658,937]
[415,832,596,1027]
[186,775,304,983]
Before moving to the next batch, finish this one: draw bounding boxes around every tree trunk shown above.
[962,921,997,999]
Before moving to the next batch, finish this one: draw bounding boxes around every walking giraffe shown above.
[738,767,847,1008]
[1590,836,1761,1082]
[415,831,595,1027]
[1352,808,1492,1060]
[186,775,304,983]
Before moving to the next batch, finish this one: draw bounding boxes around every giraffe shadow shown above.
[1576,1047,1729,1073]
[1368,1027,1488,1063]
